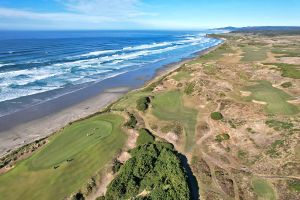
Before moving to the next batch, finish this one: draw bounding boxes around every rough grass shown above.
[111,91,152,111]
[241,46,268,62]
[151,91,198,151]
[252,177,276,200]
[271,48,300,57]
[136,129,155,146]
[0,113,127,200]
[188,42,231,64]
[243,80,299,115]
[295,144,300,161]
[172,71,191,81]
[264,63,300,79]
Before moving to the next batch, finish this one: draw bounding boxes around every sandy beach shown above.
[0,44,220,157]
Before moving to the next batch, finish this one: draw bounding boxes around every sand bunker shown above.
[240,91,252,97]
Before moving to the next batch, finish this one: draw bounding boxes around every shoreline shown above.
[0,41,222,158]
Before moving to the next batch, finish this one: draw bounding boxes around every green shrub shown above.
[184,82,195,95]
[215,133,230,142]
[288,180,300,192]
[125,114,137,129]
[266,140,284,158]
[104,142,191,200]
[136,97,151,111]
[211,112,223,120]
[265,119,293,131]
[137,129,155,146]
[72,192,85,200]
[237,150,248,160]
[112,160,122,174]
[281,82,292,88]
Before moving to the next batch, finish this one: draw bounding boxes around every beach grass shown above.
[243,80,299,115]
[252,177,276,200]
[0,113,127,200]
[151,91,198,151]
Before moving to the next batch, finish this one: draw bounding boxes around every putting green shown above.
[243,80,299,115]
[151,91,198,151]
[252,177,277,200]
[0,113,127,200]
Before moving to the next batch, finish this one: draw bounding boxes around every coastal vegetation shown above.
[104,142,191,200]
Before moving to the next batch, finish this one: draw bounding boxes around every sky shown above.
[0,0,299,30]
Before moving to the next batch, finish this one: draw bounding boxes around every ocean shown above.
[0,30,222,117]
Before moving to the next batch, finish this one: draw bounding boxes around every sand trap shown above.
[240,91,252,97]
[252,100,267,105]
[287,99,300,104]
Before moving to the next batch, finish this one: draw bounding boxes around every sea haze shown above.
[0,30,222,116]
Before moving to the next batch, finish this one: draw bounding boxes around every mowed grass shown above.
[241,46,268,62]
[0,113,127,200]
[151,91,198,151]
[243,80,299,115]
[252,177,276,200]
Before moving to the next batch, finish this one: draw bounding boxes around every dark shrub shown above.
[211,112,223,120]
[136,97,151,111]
[125,114,137,129]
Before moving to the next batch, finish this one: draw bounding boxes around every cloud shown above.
[61,0,147,17]
[0,0,156,29]
[0,7,114,23]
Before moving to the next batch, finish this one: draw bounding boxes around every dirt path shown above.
[87,127,138,200]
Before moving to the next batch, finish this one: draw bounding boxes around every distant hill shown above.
[232,26,300,35]
[213,26,240,31]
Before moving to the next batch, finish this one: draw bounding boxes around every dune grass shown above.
[243,80,299,115]
[0,113,127,200]
[151,91,198,151]
[252,177,276,200]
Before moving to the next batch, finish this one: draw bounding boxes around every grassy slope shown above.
[0,113,126,200]
[243,80,299,115]
[172,71,191,81]
[151,91,198,151]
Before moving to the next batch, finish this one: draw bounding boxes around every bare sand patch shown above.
[252,100,267,105]
[279,57,300,65]
[240,91,252,97]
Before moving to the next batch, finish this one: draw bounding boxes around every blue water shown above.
[0,30,221,106]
